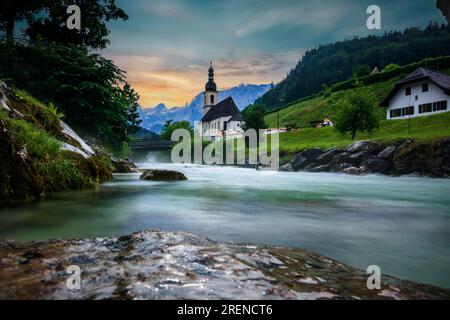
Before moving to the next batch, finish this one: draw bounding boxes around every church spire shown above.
[205,61,217,91]
[203,61,218,114]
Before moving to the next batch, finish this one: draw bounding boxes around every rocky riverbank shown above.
[280,139,450,178]
[0,229,449,300]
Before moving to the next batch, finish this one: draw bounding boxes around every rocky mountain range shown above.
[138,84,272,133]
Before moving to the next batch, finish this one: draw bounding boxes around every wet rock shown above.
[1,229,449,300]
[349,151,374,166]
[377,146,396,160]
[329,163,352,173]
[111,158,138,173]
[279,163,293,172]
[315,147,343,165]
[347,141,384,154]
[140,169,187,181]
[305,164,331,172]
[360,159,390,174]
[342,166,364,175]
[291,148,323,171]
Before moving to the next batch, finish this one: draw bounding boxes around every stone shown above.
[305,164,331,173]
[279,163,293,172]
[291,148,323,171]
[315,148,344,165]
[360,158,390,174]
[2,229,448,300]
[329,163,352,173]
[377,146,396,159]
[349,151,374,166]
[347,141,384,154]
[140,169,187,181]
[111,158,138,173]
[342,166,364,175]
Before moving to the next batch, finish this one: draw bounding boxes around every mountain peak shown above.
[139,83,271,133]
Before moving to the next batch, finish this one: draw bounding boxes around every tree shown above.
[382,63,400,72]
[242,105,268,132]
[334,82,379,140]
[25,0,128,49]
[0,43,141,151]
[160,120,193,140]
[354,64,371,77]
[0,0,45,45]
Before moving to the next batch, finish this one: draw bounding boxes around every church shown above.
[197,63,245,140]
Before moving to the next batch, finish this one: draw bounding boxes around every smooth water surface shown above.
[1,151,450,288]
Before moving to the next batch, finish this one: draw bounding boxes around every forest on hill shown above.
[253,23,450,112]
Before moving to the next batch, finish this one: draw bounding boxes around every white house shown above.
[197,63,245,140]
[381,67,450,119]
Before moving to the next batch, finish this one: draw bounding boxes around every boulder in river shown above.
[0,229,449,300]
[140,169,187,181]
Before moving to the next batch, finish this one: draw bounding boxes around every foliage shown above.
[0,106,110,195]
[252,23,450,112]
[160,120,193,140]
[0,0,128,49]
[382,63,400,72]
[354,64,371,77]
[334,82,379,140]
[0,43,141,151]
[0,0,46,45]
[242,105,268,131]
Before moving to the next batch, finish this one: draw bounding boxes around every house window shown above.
[390,108,402,118]
[433,100,448,111]
[401,106,414,116]
[405,87,411,96]
[419,103,432,114]
[422,83,429,92]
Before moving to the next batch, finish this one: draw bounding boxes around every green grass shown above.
[1,90,111,197]
[264,66,450,157]
[278,111,450,156]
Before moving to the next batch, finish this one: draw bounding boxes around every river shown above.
[1,150,450,288]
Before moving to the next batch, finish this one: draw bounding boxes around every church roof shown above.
[381,67,450,107]
[200,96,242,122]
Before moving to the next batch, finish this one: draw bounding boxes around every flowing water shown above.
[1,150,450,288]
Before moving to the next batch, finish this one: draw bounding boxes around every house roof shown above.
[380,67,450,107]
[200,96,243,122]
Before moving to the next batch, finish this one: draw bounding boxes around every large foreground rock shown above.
[0,230,449,300]
[140,169,187,181]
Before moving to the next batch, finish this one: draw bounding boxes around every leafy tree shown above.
[242,105,268,132]
[160,120,193,140]
[382,63,400,72]
[0,43,140,151]
[354,64,371,77]
[334,82,379,140]
[0,0,46,45]
[26,0,128,49]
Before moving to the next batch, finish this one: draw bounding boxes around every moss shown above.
[1,89,112,205]
[8,89,64,139]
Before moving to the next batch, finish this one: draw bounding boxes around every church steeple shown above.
[203,61,218,115]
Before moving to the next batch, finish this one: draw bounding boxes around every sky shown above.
[101,0,446,108]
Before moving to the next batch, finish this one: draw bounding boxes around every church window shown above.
[210,95,214,104]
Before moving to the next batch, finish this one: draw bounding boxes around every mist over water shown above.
[1,150,450,288]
